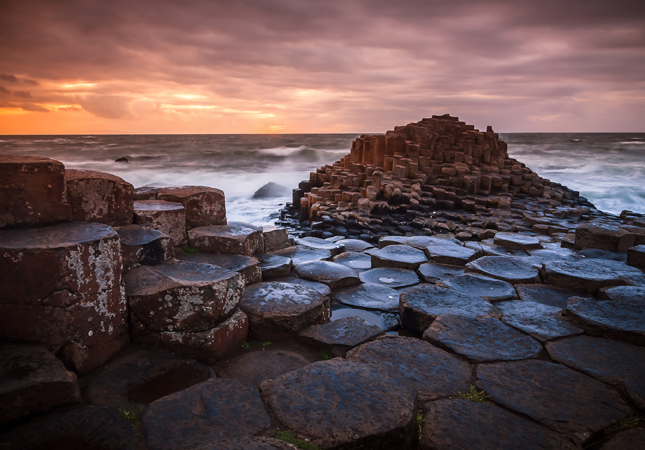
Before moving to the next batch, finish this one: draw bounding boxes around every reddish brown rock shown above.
[188,223,263,256]
[135,185,226,227]
[0,222,129,373]
[133,200,187,247]
[298,316,385,356]
[576,221,636,253]
[115,224,173,272]
[66,169,134,226]
[0,344,81,425]
[177,253,262,285]
[628,244,645,268]
[0,155,71,229]
[262,225,290,252]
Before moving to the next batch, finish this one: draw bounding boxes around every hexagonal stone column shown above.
[134,200,187,247]
[333,282,400,312]
[298,316,384,356]
[493,232,543,250]
[466,256,540,284]
[177,252,262,285]
[115,224,173,272]
[135,185,226,227]
[189,223,263,256]
[0,222,129,373]
[66,169,134,226]
[0,155,71,229]
[260,359,417,450]
[143,378,270,450]
[424,242,478,266]
[297,236,345,255]
[497,300,583,342]
[476,359,632,444]
[294,260,360,289]
[543,259,641,295]
[240,281,330,339]
[627,244,645,268]
[0,344,80,425]
[439,273,516,301]
[371,244,428,269]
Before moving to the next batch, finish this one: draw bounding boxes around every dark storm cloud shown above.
[0,0,643,130]
[13,90,31,98]
[0,86,10,95]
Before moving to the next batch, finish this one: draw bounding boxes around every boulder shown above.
[546,335,645,409]
[188,223,263,256]
[333,282,399,312]
[423,315,543,362]
[0,222,129,373]
[252,181,290,198]
[135,185,226,227]
[497,300,583,342]
[115,224,173,272]
[294,260,360,289]
[240,281,330,339]
[66,169,134,226]
[477,359,632,443]
[0,344,80,425]
[298,316,385,356]
[372,244,428,270]
[360,267,420,288]
[143,378,271,450]
[176,253,262,285]
[346,336,471,402]
[133,200,187,247]
[438,273,516,302]
[420,398,579,450]
[260,359,417,450]
[400,285,500,334]
[466,256,541,284]
[417,262,464,283]
[0,155,71,229]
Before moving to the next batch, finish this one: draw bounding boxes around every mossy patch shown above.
[274,430,321,450]
[457,385,491,403]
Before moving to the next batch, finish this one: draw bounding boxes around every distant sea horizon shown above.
[1,132,644,225]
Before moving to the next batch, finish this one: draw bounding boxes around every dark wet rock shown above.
[271,275,332,298]
[133,200,187,246]
[176,253,262,285]
[346,336,471,402]
[424,242,478,266]
[400,285,500,334]
[0,405,137,450]
[575,221,636,253]
[262,226,290,252]
[628,244,645,268]
[420,398,579,450]
[575,248,627,262]
[542,259,641,295]
[115,156,129,163]
[135,186,226,228]
[466,256,541,284]
[378,235,408,248]
[260,358,417,450]
[516,284,591,309]
[407,235,461,249]
[497,300,583,342]
[423,315,542,362]
[125,260,244,332]
[476,359,632,443]
[439,273,516,302]
[270,245,332,265]
[297,237,345,256]
[257,253,292,279]
[546,335,645,409]
[598,285,645,303]
[217,349,317,388]
[336,238,374,252]
[360,267,420,288]
[188,223,263,256]
[333,282,399,312]
[566,297,645,346]
[0,344,80,425]
[331,307,399,331]
[293,260,360,289]
[0,222,128,373]
[333,251,372,271]
[115,224,173,272]
[144,378,271,450]
[468,242,528,257]
[493,232,543,250]
[84,346,213,410]
[527,246,576,260]
[417,262,464,283]
[299,316,385,357]
[240,281,330,339]
[195,436,298,450]
[599,428,645,450]
[252,182,290,198]
[371,244,428,270]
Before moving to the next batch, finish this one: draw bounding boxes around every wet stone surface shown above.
[333,251,372,271]
[271,275,332,298]
[256,253,293,279]
[493,232,543,250]
[240,281,330,339]
[144,378,271,450]
[346,336,471,402]
[188,223,263,256]
[476,359,632,443]
[297,237,345,256]
[133,200,187,247]
[116,224,173,273]
[439,273,516,302]
[260,358,417,450]
[515,284,591,309]
[270,245,332,265]
[422,315,543,362]
[298,316,385,357]
[336,238,374,252]
[566,297,645,346]
[546,335,645,408]
[598,285,645,303]
[466,256,541,284]
[542,259,638,295]
[417,262,464,284]
[378,235,408,248]
[293,260,360,289]
[400,285,500,334]
[176,253,262,285]
[333,282,400,312]
[424,242,478,266]
[359,267,420,288]
[371,244,428,270]
[420,398,579,450]
[331,307,400,331]
[497,300,584,342]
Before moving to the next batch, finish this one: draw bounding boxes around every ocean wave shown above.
[619,141,645,145]
[260,145,307,157]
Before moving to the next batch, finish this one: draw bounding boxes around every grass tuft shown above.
[274,430,321,450]
[604,414,642,436]
[118,408,142,427]
[318,349,331,360]
[184,246,199,254]
[262,340,273,348]
[240,341,250,349]
[415,411,425,438]
[457,385,491,403]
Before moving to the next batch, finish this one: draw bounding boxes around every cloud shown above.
[0,86,9,95]
[0,74,18,83]
[76,94,134,119]
[13,90,31,98]
[0,101,50,112]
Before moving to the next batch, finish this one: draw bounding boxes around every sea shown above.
[1,133,644,226]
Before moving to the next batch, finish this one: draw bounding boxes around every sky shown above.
[0,0,644,134]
